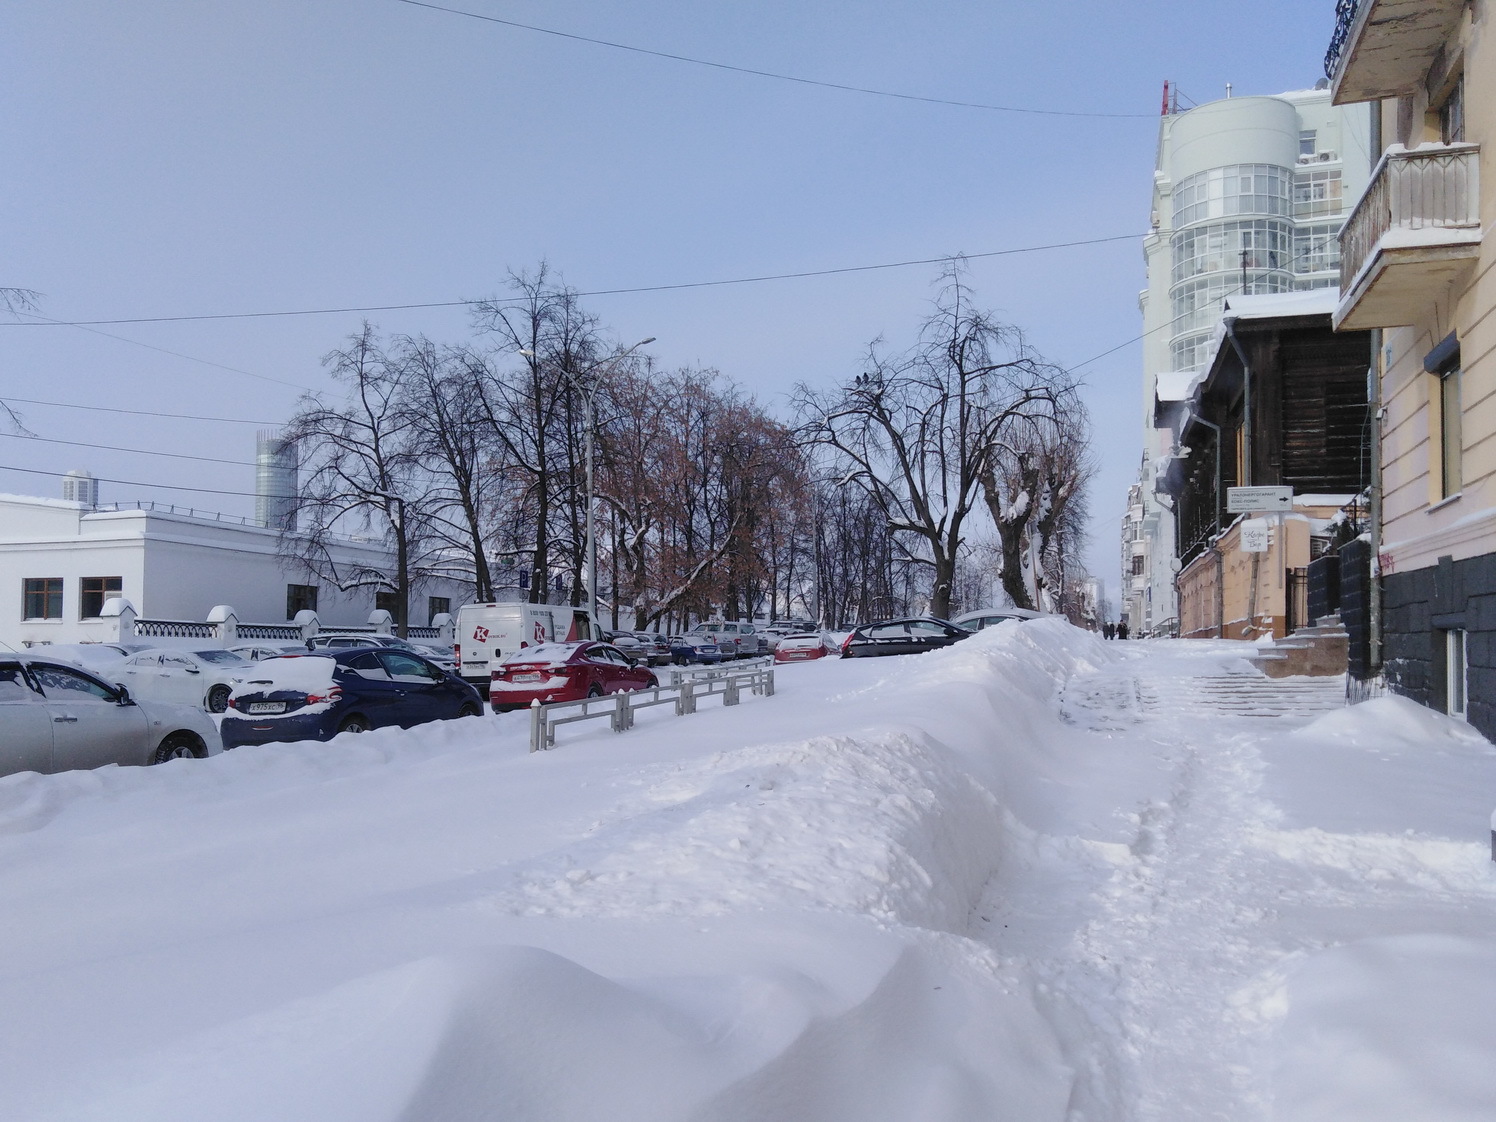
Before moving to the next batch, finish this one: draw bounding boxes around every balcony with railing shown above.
[1334,143,1482,330]
[1325,0,1466,103]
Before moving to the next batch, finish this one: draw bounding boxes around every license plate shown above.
[512,672,542,682]
[247,701,286,714]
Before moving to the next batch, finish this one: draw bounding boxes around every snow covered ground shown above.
[2,620,1493,1121]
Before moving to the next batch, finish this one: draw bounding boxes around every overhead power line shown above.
[0,396,281,426]
[393,0,1155,120]
[0,432,257,468]
[0,463,259,499]
[1,234,1144,328]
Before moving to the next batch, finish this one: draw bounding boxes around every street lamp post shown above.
[522,337,654,635]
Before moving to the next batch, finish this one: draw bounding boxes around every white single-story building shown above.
[0,492,473,649]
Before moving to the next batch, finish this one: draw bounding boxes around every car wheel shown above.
[152,732,205,764]
[646,674,658,688]
[457,702,481,718]
[206,684,231,713]
[338,714,371,734]
[587,684,604,698]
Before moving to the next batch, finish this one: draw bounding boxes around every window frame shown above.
[79,576,122,620]
[23,577,63,620]
[286,583,318,619]
[1445,629,1468,720]
[1425,333,1462,501]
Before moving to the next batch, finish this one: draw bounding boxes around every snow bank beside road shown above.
[0,621,1094,1122]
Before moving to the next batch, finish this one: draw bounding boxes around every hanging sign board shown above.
[1239,519,1271,553]
[1227,485,1293,513]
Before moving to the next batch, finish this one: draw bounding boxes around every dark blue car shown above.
[220,649,483,748]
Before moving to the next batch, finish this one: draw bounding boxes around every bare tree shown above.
[389,336,504,601]
[470,265,600,605]
[281,324,439,635]
[979,391,1093,611]
[795,268,1067,619]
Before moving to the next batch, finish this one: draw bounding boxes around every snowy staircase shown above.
[1184,671,1345,718]
[1249,613,1349,679]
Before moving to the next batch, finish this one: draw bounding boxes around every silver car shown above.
[1,654,222,777]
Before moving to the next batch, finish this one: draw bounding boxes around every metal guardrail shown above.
[528,663,776,752]
[665,656,774,686]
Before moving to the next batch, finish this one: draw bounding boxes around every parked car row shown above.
[2,640,486,779]
[4,608,1043,779]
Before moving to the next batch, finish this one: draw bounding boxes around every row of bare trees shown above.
[280,265,1096,634]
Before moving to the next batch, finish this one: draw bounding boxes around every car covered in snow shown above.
[112,647,254,713]
[220,649,483,747]
[489,641,658,712]
[773,631,834,663]
[1,653,221,776]
[951,606,1046,631]
[229,641,311,661]
[839,617,973,658]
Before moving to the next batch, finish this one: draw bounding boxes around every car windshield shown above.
[193,649,251,665]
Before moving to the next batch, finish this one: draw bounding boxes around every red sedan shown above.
[489,641,658,712]
[773,632,833,663]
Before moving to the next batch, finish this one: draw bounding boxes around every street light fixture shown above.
[519,337,655,635]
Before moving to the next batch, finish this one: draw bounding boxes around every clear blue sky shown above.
[2,1,1345,602]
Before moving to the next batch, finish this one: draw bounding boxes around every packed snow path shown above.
[2,622,1493,1121]
[986,639,1496,1121]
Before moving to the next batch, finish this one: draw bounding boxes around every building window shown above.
[1293,222,1342,275]
[79,577,122,619]
[1171,219,1293,285]
[286,584,318,618]
[1292,169,1344,219]
[1299,130,1317,157]
[428,596,450,624]
[1440,365,1462,497]
[1445,629,1467,720]
[1131,555,1145,576]
[1439,76,1464,144]
[23,578,63,620]
[1173,164,1292,227]
[375,591,403,618]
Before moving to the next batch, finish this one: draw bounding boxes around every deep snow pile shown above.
[1,620,1494,1121]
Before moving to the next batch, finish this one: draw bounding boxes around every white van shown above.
[454,603,592,693]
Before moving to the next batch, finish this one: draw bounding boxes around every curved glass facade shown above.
[1168,162,1296,370]
[1172,164,1292,226]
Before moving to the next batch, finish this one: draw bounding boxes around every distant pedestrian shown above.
[1103,621,1115,640]
[1117,619,1130,640]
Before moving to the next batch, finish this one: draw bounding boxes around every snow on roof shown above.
[1220,288,1337,322]
[1155,369,1209,403]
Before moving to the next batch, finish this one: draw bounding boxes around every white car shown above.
[2,654,221,777]
[952,606,1046,631]
[230,641,312,661]
[112,648,254,713]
